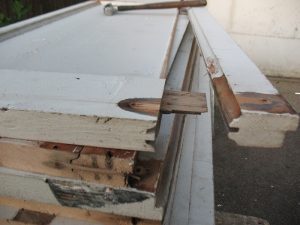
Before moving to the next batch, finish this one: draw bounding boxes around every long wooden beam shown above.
[188,8,299,148]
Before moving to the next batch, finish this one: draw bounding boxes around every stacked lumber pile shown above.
[0,1,298,225]
[0,1,208,224]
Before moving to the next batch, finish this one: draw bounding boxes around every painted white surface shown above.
[167,14,189,73]
[0,5,179,150]
[0,69,163,120]
[165,54,215,225]
[207,0,300,78]
[188,8,278,94]
[0,1,97,42]
[0,5,177,78]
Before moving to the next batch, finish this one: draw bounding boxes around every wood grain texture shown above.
[161,90,207,114]
[0,140,133,186]
[189,7,299,147]
[117,90,207,116]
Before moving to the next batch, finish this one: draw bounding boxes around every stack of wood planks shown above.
[0,1,298,225]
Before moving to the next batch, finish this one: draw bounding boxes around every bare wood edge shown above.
[0,196,160,225]
[0,1,97,42]
[188,8,299,147]
[118,91,207,116]
[0,110,156,152]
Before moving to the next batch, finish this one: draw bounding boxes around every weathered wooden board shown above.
[0,70,162,151]
[0,3,178,151]
[0,139,136,186]
[188,7,299,148]
[161,90,207,114]
[118,90,207,117]
[0,19,198,222]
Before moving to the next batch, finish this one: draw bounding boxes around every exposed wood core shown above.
[162,90,207,114]
[212,75,241,124]
[188,7,299,147]
[118,90,207,116]
[236,92,297,114]
[118,98,160,117]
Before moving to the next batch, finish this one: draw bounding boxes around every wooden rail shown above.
[188,7,299,148]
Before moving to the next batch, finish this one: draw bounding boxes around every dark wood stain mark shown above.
[105,151,113,169]
[13,209,55,225]
[236,92,297,114]
[103,117,112,123]
[130,159,162,193]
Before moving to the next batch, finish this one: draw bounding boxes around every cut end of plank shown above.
[118,98,160,117]
[236,92,297,114]
[118,90,208,116]
[213,75,299,148]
